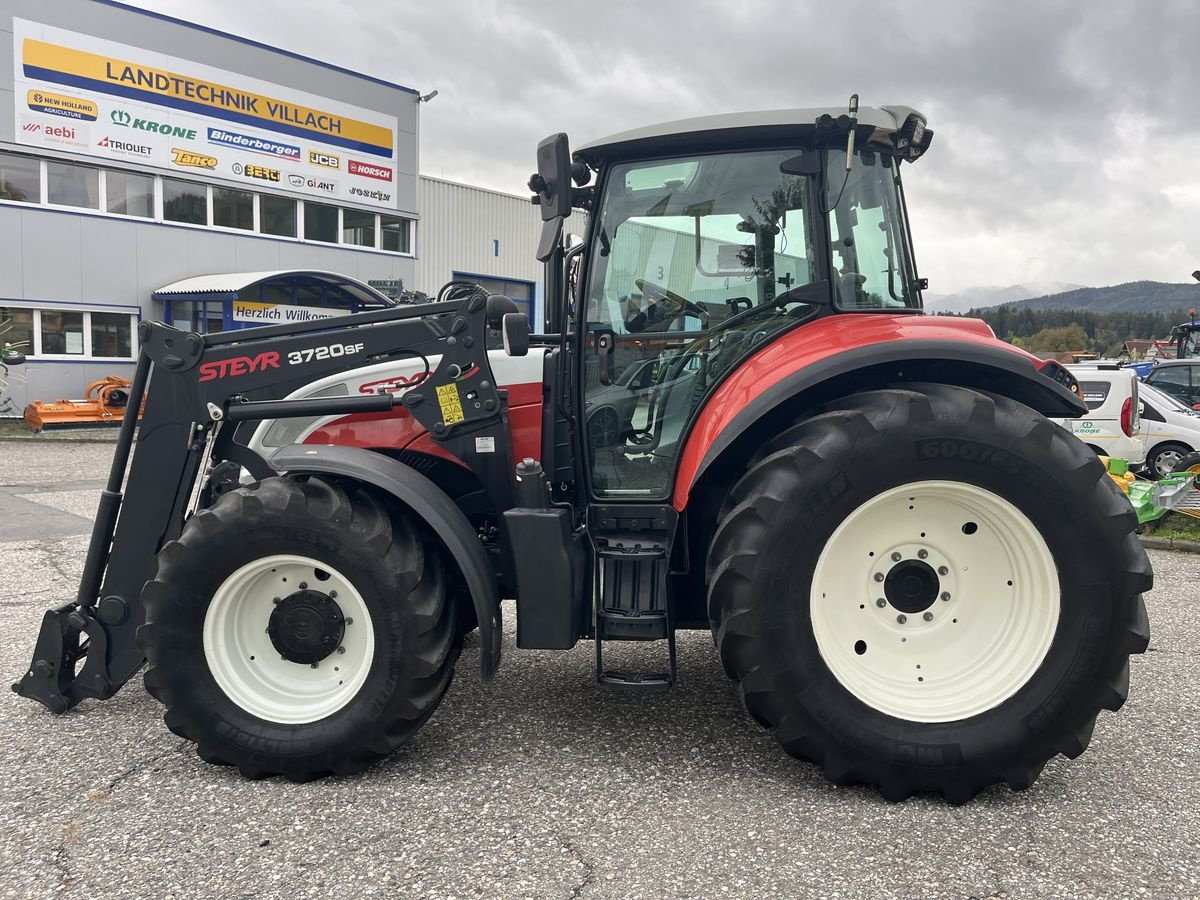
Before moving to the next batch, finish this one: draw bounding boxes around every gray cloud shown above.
[128,0,1200,293]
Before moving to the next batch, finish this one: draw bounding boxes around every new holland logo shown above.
[113,109,198,140]
[171,148,217,169]
[308,150,339,169]
[27,91,98,122]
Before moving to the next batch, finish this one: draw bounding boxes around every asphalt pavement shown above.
[1,438,1198,899]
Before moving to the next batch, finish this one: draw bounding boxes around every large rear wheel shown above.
[139,475,458,780]
[707,384,1151,802]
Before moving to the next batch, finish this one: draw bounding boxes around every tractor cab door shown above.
[579,148,823,499]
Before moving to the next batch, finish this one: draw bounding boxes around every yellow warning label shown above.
[436,383,464,425]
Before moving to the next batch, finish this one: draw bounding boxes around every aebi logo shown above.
[198,352,281,382]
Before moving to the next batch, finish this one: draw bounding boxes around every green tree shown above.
[1028,323,1089,352]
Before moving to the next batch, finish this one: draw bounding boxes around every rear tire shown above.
[1173,450,1200,479]
[1146,442,1193,479]
[707,385,1151,803]
[139,475,459,780]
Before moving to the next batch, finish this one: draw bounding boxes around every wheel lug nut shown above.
[344,618,353,626]
[329,591,338,599]
[272,597,281,605]
[938,566,949,576]
[299,582,308,590]
[941,591,951,601]
[891,552,902,562]
[875,598,887,608]
[874,573,885,583]
[896,614,907,624]
[923,612,934,622]
[337,646,346,654]
[310,662,319,669]
[917,549,928,559]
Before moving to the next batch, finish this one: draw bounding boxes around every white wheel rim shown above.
[203,554,375,724]
[810,481,1060,723]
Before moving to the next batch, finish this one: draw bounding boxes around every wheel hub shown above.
[267,590,344,665]
[884,559,940,614]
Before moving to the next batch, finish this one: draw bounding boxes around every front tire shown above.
[707,385,1151,802]
[139,475,458,780]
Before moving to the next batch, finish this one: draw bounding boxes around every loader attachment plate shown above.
[11,603,90,713]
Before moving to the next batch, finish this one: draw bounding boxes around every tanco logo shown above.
[112,109,197,140]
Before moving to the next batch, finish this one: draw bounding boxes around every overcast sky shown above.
[128,0,1200,294]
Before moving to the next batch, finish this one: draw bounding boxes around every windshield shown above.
[825,149,920,310]
[581,148,821,497]
[1142,381,1196,414]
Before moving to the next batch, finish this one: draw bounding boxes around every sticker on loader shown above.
[436,382,465,425]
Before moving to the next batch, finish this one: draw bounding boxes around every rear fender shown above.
[674,327,1087,511]
[269,444,502,679]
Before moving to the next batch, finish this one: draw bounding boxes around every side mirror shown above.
[780,151,822,176]
[1,347,26,366]
[485,294,519,330]
[501,312,529,357]
[530,133,573,222]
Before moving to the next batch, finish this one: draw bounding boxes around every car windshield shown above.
[1142,381,1195,413]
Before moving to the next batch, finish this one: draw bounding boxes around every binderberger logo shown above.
[112,108,197,140]
[171,148,217,169]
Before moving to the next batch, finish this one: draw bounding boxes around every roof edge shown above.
[91,0,420,95]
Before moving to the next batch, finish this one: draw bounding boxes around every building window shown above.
[304,202,338,243]
[213,187,253,230]
[0,153,40,203]
[47,161,99,209]
[106,170,154,218]
[343,209,375,247]
[90,312,134,358]
[163,178,207,225]
[381,215,411,253]
[38,310,86,355]
[1,307,35,352]
[260,195,296,237]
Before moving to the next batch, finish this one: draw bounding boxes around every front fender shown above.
[673,315,1087,510]
[269,444,501,680]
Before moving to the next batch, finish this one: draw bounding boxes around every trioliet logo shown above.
[98,135,152,156]
[171,148,217,169]
[308,150,339,169]
[348,160,392,181]
[112,109,198,140]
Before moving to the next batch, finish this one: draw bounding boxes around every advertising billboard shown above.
[12,19,401,208]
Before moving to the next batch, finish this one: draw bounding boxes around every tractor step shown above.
[590,503,679,690]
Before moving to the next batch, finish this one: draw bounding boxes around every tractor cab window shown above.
[582,148,819,497]
[826,149,920,311]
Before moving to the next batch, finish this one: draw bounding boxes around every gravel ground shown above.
[0,439,1197,899]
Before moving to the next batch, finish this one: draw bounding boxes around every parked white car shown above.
[1137,381,1200,478]
[1056,365,1146,465]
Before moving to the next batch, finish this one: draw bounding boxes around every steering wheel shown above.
[627,279,711,333]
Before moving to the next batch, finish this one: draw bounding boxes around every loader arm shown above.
[14,288,515,713]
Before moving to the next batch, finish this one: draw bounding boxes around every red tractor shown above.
[15,103,1151,803]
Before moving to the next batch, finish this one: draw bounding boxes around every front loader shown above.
[14,102,1151,803]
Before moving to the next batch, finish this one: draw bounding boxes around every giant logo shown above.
[348,160,392,181]
[112,109,197,140]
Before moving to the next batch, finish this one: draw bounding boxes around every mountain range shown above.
[926,281,1200,316]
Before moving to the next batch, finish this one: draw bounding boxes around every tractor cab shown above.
[528,103,935,500]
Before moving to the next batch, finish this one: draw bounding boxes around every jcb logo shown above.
[308,150,339,169]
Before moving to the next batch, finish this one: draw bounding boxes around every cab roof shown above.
[575,105,924,163]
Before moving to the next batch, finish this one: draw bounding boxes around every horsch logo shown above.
[348,160,392,181]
